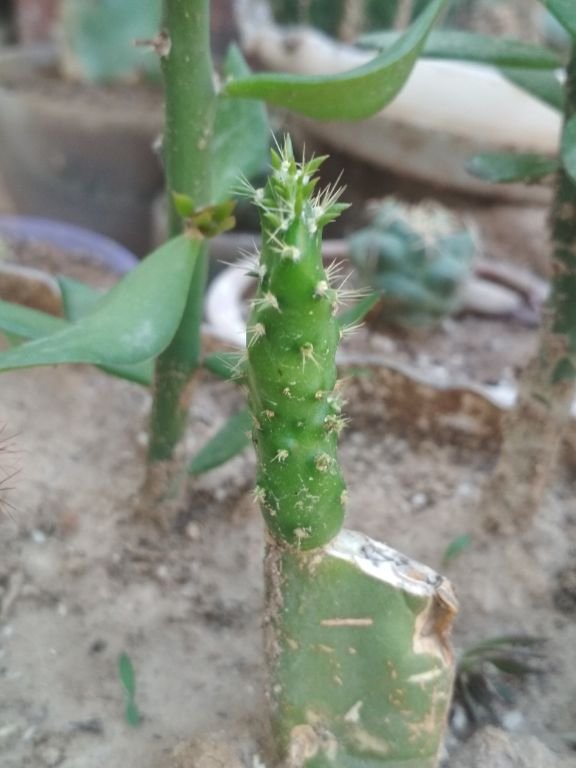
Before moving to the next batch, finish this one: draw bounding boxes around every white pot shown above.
[243,25,561,203]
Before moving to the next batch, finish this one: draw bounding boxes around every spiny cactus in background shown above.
[348,199,476,328]
[244,140,457,767]
[243,137,348,550]
[59,0,162,83]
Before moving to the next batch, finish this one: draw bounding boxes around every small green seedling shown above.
[452,635,546,738]
[442,533,473,567]
[118,652,142,727]
[348,199,476,328]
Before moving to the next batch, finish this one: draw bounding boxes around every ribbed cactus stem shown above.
[245,139,348,550]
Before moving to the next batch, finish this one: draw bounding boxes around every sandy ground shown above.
[1,352,576,767]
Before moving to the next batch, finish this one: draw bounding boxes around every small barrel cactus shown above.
[347,198,477,328]
[243,138,348,550]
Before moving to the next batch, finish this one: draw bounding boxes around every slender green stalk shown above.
[482,43,576,533]
[247,141,457,766]
[144,0,216,512]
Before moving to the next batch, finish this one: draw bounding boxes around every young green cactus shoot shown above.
[245,139,348,550]
[246,140,457,767]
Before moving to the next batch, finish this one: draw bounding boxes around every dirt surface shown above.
[1,340,576,767]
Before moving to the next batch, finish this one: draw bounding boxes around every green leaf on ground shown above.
[360,29,561,69]
[213,45,270,201]
[0,235,198,373]
[118,652,141,727]
[442,533,473,565]
[188,408,252,475]
[222,0,448,121]
[467,152,559,184]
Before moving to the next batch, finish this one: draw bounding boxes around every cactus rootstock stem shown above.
[482,42,576,532]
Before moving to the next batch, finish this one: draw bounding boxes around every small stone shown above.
[31,529,47,544]
[155,565,170,582]
[410,492,429,510]
[185,522,201,541]
[0,723,20,742]
[214,487,227,502]
[38,746,63,767]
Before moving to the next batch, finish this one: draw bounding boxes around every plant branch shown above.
[482,42,576,533]
[144,0,216,512]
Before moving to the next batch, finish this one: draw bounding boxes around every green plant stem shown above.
[145,0,216,510]
[483,43,576,533]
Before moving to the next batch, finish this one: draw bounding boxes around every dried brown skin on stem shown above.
[482,45,576,533]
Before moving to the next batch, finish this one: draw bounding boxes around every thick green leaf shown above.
[360,29,561,69]
[0,298,153,385]
[467,152,559,184]
[57,276,103,321]
[502,67,563,111]
[0,235,198,373]
[222,0,448,121]
[213,45,270,201]
[0,300,66,339]
[541,0,576,38]
[562,114,576,184]
[188,408,252,474]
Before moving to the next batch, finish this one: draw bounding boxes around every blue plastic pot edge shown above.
[0,216,138,275]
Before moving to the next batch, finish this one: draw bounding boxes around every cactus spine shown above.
[245,138,348,550]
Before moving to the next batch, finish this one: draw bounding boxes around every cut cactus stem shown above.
[265,529,458,768]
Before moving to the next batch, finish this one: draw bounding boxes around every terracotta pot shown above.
[0,46,164,256]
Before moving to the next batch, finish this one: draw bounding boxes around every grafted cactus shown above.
[244,141,457,767]
[348,199,476,328]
